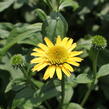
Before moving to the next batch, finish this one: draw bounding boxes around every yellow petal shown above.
[30,58,43,63]
[69,57,83,62]
[63,63,74,72]
[37,63,48,71]
[43,73,49,80]
[49,65,56,78]
[66,39,73,49]
[43,67,50,80]
[68,43,77,51]
[33,48,44,53]
[38,43,48,51]
[32,63,48,72]
[56,35,62,45]
[67,60,80,67]
[56,66,62,80]
[61,66,71,77]
[32,63,41,72]
[70,51,83,57]
[44,37,54,47]
[31,52,44,57]
[61,37,69,45]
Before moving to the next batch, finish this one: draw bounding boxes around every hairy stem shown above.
[80,50,99,107]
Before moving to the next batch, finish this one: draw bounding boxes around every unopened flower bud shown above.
[10,54,24,67]
[92,35,107,49]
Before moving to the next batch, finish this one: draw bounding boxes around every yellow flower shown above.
[31,36,83,80]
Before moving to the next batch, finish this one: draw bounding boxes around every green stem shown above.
[59,74,65,109]
[19,65,31,83]
[80,50,99,107]
[19,66,27,78]
[93,51,99,77]
[80,83,93,106]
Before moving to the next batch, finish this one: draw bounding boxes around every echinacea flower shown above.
[31,36,83,80]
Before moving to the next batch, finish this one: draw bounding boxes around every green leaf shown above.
[59,0,79,11]
[12,80,61,108]
[0,29,9,39]
[0,55,24,80]
[63,102,83,109]
[66,75,77,87]
[35,9,47,21]
[0,23,42,59]
[77,38,92,50]
[19,99,33,109]
[17,32,43,46]
[97,64,109,78]
[75,74,92,83]
[33,81,61,106]
[0,22,13,39]
[55,13,68,37]
[12,85,35,109]
[42,12,68,41]
[0,0,15,12]
[64,86,73,104]
[0,69,10,93]
[31,79,44,88]
[0,55,24,93]
[43,0,52,9]
[97,3,109,21]
[5,78,26,93]
[76,37,92,58]
[44,0,59,11]
[42,16,57,41]
[13,0,26,9]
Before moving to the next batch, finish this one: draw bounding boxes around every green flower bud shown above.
[92,35,107,49]
[10,54,24,67]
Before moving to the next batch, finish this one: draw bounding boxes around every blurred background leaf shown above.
[0,0,15,12]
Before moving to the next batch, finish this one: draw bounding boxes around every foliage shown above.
[0,0,109,109]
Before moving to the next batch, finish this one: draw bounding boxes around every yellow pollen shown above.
[47,46,68,64]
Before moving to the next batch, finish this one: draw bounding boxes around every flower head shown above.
[92,35,107,49]
[10,54,24,67]
[31,36,83,80]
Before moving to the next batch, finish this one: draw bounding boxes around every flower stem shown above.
[80,83,93,106]
[19,65,27,78]
[80,50,99,107]
[59,74,65,109]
